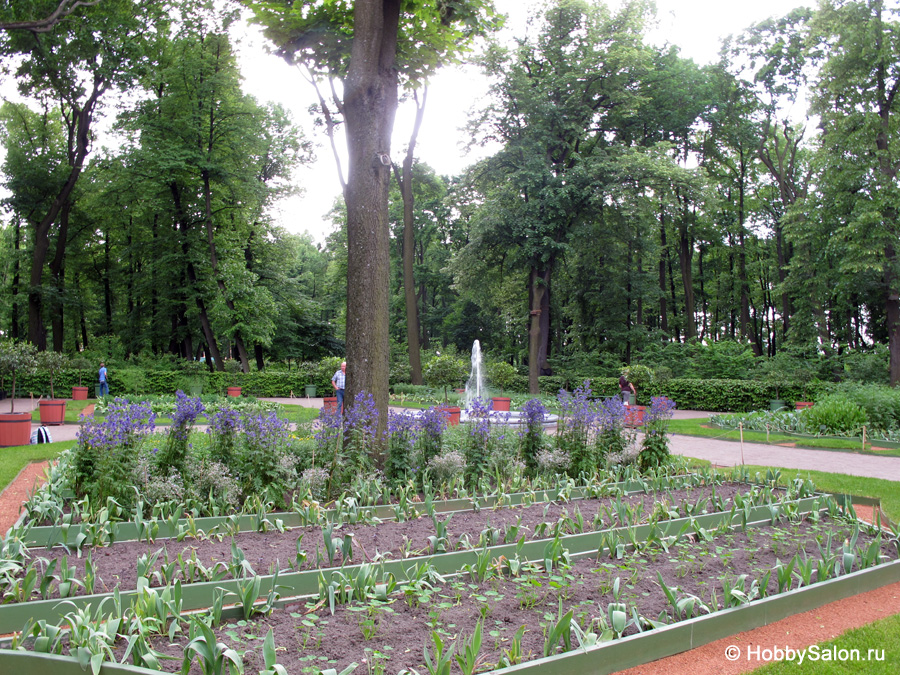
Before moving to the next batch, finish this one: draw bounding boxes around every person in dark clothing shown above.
[619,373,636,404]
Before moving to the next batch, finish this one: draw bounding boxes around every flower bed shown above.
[5,386,899,674]
[2,478,897,675]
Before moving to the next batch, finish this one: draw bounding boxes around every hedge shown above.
[8,364,829,413]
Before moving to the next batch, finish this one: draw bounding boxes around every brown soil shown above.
[31,483,751,597]
[135,515,895,674]
[4,468,900,674]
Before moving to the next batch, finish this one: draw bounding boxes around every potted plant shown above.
[759,353,793,412]
[487,361,517,412]
[225,359,242,397]
[37,351,69,426]
[424,354,468,425]
[0,340,38,447]
[180,359,208,396]
[70,356,91,399]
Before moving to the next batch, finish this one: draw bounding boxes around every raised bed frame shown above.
[2,484,895,675]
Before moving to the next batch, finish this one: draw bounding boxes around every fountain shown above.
[465,339,486,408]
[459,340,557,427]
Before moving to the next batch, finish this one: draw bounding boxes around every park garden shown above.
[0,374,898,674]
[3,0,900,673]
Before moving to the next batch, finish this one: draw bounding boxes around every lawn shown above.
[748,614,900,674]
[0,441,66,492]
[669,417,900,457]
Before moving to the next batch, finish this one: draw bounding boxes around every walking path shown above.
[11,398,900,482]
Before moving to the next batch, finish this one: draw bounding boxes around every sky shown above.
[235,0,809,244]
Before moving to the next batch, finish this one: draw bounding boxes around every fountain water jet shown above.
[465,340,486,408]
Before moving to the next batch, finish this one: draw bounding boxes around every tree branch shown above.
[0,0,101,33]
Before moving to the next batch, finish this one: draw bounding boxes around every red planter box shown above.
[323,397,338,414]
[795,401,814,410]
[624,405,646,427]
[39,400,67,426]
[491,397,511,412]
[226,387,242,398]
[0,412,33,447]
[71,386,89,400]
[438,406,461,426]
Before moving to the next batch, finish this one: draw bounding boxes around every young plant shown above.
[422,629,456,675]
[454,620,484,675]
[543,599,574,656]
[181,616,244,675]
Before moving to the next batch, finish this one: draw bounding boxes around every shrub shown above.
[423,354,468,403]
[518,398,548,476]
[639,396,676,470]
[804,395,868,435]
[426,450,466,486]
[486,361,518,394]
[830,383,900,431]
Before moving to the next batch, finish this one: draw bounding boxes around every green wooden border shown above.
[19,478,671,548]
[0,497,823,634]
[1,539,897,675]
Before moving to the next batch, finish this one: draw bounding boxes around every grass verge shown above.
[669,418,900,457]
[0,441,68,494]
[748,613,900,674]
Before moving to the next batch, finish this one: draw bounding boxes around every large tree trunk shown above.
[886,244,900,386]
[11,216,21,340]
[170,181,223,369]
[677,192,696,340]
[392,89,427,386]
[28,84,104,348]
[49,199,71,352]
[201,169,250,372]
[527,267,546,395]
[342,0,401,446]
[658,205,668,333]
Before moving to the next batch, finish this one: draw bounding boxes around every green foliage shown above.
[803,395,868,435]
[829,384,900,431]
[35,351,68,399]
[0,339,37,411]
[486,360,518,393]
[423,354,468,403]
[621,364,654,389]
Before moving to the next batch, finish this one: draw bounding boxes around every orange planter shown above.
[323,397,338,414]
[39,400,67,426]
[795,401,814,410]
[438,406,461,426]
[491,397,511,412]
[227,387,242,398]
[71,386,89,400]
[624,405,646,427]
[0,412,32,447]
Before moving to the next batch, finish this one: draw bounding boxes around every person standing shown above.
[619,372,635,405]
[331,361,346,412]
[98,361,109,397]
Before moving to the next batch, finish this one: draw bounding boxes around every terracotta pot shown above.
[491,397,511,412]
[438,406,461,426]
[323,397,338,413]
[0,412,33,447]
[71,386,89,400]
[227,386,242,398]
[795,401,814,410]
[624,405,646,427]
[39,400,67,426]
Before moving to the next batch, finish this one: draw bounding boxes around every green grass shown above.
[684,458,900,522]
[0,441,68,494]
[669,418,900,457]
[747,613,900,674]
